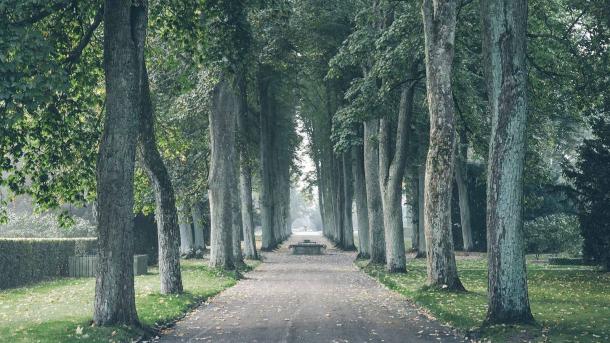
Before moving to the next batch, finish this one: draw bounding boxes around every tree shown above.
[352,143,370,258]
[208,78,237,270]
[421,0,464,291]
[454,131,473,251]
[566,117,610,270]
[482,0,534,324]
[135,1,183,294]
[93,0,142,325]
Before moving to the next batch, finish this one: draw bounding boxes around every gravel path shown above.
[156,233,464,343]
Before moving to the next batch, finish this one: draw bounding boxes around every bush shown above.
[0,238,97,289]
[524,214,582,257]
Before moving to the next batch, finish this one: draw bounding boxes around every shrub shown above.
[524,213,582,257]
[0,238,97,289]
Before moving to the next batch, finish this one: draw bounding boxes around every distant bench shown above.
[289,239,326,255]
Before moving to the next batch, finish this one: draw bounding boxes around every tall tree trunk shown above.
[352,144,370,258]
[422,0,464,290]
[240,163,258,259]
[259,72,277,250]
[192,202,205,251]
[94,0,140,325]
[378,81,416,273]
[232,161,244,265]
[417,164,427,258]
[455,133,473,251]
[482,0,533,324]
[363,119,386,263]
[342,153,356,250]
[209,78,237,270]
[133,0,182,295]
[178,203,194,255]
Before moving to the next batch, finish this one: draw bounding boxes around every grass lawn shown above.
[0,259,258,343]
[358,257,610,342]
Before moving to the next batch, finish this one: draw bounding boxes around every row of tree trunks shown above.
[191,202,206,251]
[363,119,386,263]
[258,71,292,250]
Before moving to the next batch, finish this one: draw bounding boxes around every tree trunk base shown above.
[357,252,371,259]
[484,309,535,326]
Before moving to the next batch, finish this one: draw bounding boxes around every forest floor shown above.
[0,260,256,343]
[157,233,464,343]
[359,255,610,342]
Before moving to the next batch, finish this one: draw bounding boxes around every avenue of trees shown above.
[1,0,608,331]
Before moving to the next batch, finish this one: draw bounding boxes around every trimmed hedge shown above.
[0,238,96,289]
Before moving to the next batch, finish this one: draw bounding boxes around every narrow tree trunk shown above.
[422,0,464,290]
[342,153,356,250]
[363,119,386,263]
[240,163,258,259]
[417,164,427,257]
[192,202,205,251]
[94,0,140,325]
[410,174,419,251]
[352,144,370,258]
[482,0,533,324]
[259,72,276,251]
[133,0,182,294]
[178,203,194,255]
[209,78,237,270]
[232,167,244,264]
[455,134,473,251]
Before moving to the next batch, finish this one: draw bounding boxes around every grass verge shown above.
[0,259,260,343]
[357,257,610,342]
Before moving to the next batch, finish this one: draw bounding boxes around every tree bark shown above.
[410,174,419,252]
[352,144,370,258]
[342,153,356,250]
[378,81,416,273]
[209,78,237,270]
[232,138,244,265]
[178,203,194,255]
[259,71,277,250]
[455,132,473,251]
[417,164,427,257]
[363,119,386,263]
[192,202,205,251]
[133,0,182,295]
[94,0,140,325]
[422,0,464,290]
[482,0,534,324]
[240,163,258,259]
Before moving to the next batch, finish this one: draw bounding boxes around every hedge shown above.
[0,238,97,289]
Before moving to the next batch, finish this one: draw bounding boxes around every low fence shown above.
[68,254,149,277]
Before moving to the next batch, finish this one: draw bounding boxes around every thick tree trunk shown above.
[363,119,386,263]
[209,78,237,270]
[422,0,464,290]
[133,1,182,294]
[94,0,140,325]
[455,134,473,251]
[352,144,370,258]
[417,164,427,257]
[482,0,533,324]
[192,202,205,251]
[342,153,356,250]
[178,203,194,255]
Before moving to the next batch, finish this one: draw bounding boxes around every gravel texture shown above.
[156,233,464,343]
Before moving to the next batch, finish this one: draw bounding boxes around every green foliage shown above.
[565,117,610,270]
[0,260,256,342]
[358,257,610,342]
[0,238,96,289]
[524,214,582,257]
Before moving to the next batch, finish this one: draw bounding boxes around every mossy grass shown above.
[357,256,610,342]
[0,259,258,343]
